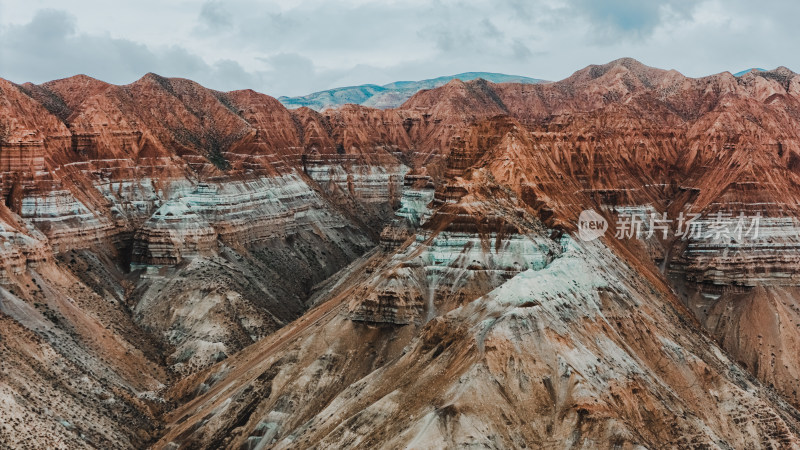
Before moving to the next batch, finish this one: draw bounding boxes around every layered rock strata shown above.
[4,59,800,448]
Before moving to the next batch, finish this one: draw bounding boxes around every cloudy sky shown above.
[0,0,797,96]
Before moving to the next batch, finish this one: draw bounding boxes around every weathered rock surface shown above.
[3,58,800,448]
[156,159,800,449]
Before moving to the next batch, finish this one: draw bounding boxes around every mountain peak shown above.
[400,76,507,116]
[772,66,797,76]
[39,73,110,92]
[606,56,648,69]
[572,57,662,80]
[41,73,103,85]
[136,72,174,86]
[734,68,767,77]
[442,78,469,88]
[560,58,675,93]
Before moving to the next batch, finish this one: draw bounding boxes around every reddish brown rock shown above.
[3,59,800,448]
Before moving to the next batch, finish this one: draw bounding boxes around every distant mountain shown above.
[734,68,767,77]
[278,72,547,110]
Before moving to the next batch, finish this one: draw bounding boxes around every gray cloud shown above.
[0,0,798,97]
[197,1,233,32]
[565,0,697,39]
[0,9,255,91]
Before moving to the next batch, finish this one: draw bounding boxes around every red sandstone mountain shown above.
[2,59,800,448]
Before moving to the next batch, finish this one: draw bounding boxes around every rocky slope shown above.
[0,71,410,446]
[156,115,800,448]
[2,58,800,448]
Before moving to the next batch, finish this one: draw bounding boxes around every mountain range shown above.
[277,71,547,110]
[2,58,800,448]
